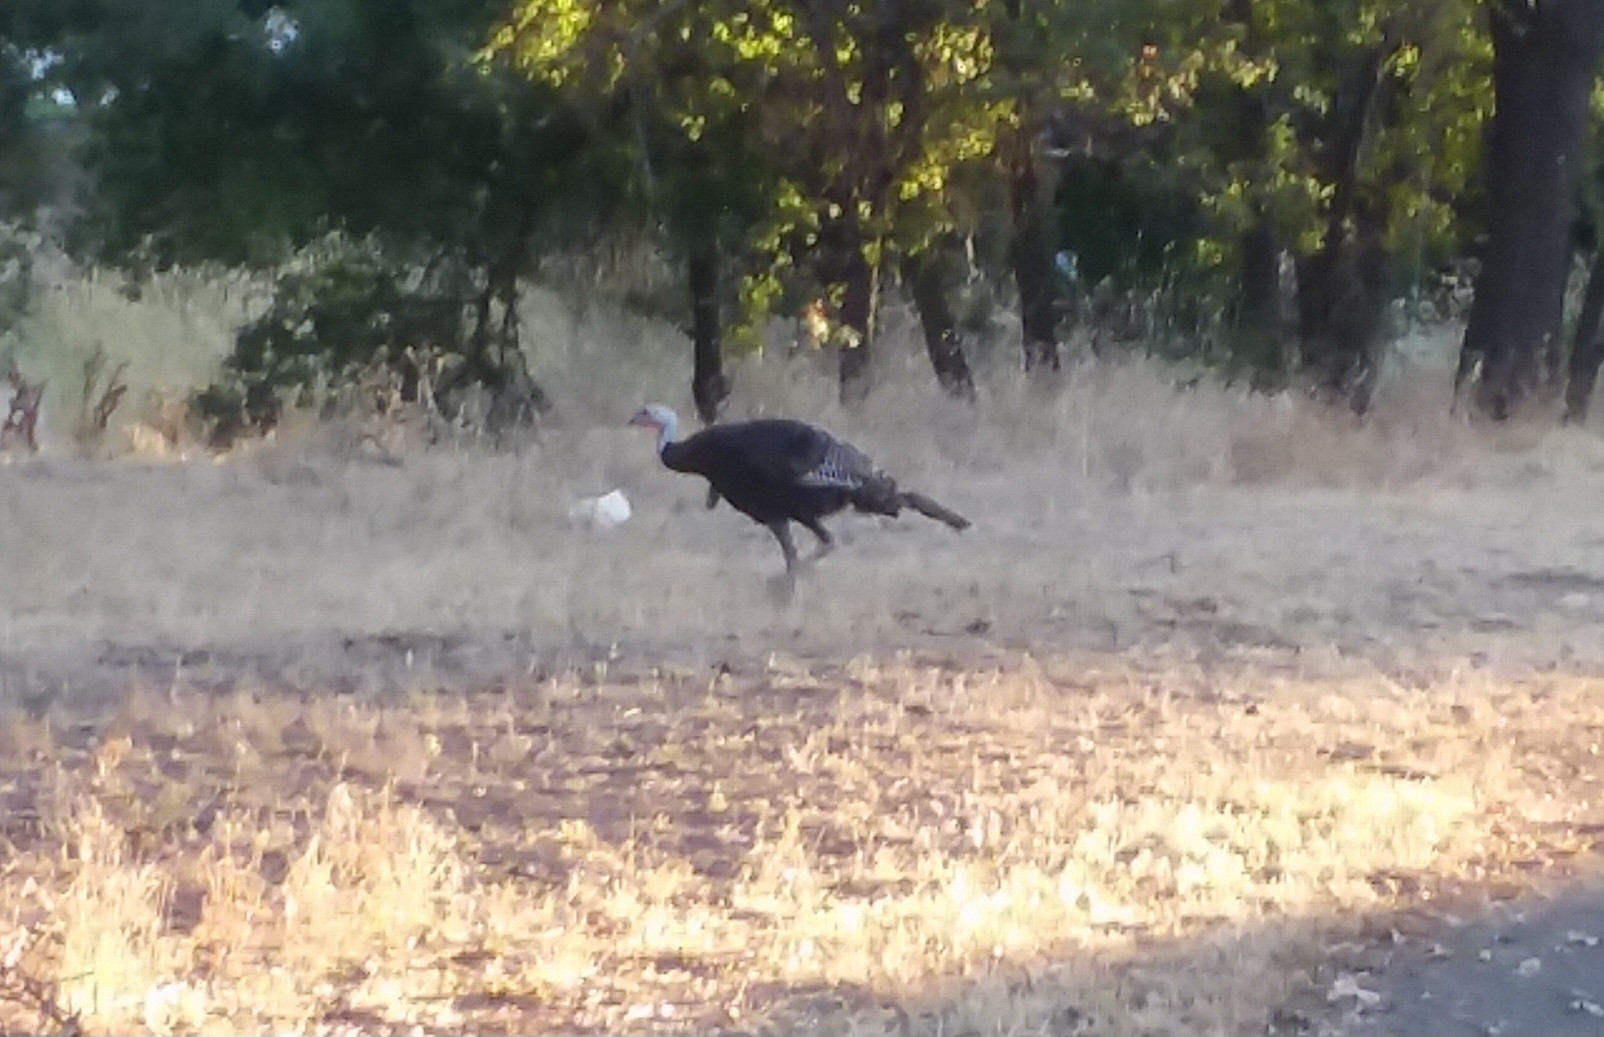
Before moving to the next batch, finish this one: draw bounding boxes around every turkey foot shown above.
[800,517,834,564]
[765,572,798,605]
[765,521,801,605]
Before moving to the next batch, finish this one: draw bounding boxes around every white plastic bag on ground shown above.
[568,488,632,530]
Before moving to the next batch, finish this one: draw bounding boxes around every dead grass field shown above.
[4,281,1604,1034]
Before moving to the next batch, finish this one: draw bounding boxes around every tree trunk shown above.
[1564,248,1604,422]
[688,241,728,425]
[1235,218,1283,378]
[837,238,876,406]
[999,0,1062,375]
[904,241,977,401]
[1295,223,1389,412]
[1007,122,1062,374]
[1459,0,1604,419]
[1224,0,1283,381]
[1295,41,1399,412]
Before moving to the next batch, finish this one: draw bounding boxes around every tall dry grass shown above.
[7,254,1603,491]
[3,268,1604,686]
[5,264,261,447]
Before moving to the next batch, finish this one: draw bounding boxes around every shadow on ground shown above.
[1335,875,1604,1037]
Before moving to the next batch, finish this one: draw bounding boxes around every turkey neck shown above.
[655,414,695,472]
[649,409,679,454]
[659,437,698,474]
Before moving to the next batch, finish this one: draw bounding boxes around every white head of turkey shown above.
[629,403,970,601]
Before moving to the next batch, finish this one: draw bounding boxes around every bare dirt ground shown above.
[4,341,1604,1034]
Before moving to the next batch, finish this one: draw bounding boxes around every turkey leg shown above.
[766,520,800,602]
[799,517,835,562]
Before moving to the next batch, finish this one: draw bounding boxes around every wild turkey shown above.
[629,403,970,597]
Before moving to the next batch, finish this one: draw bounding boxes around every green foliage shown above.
[0,14,57,348]
[489,0,1019,349]
[0,43,29,169]
[19,0,640,431]
[1056,155,1203,290]
[48,0,567,270]
[1011,0,1490,383]
[228,242,455,404]
[1170,0,1487,276]
[202,235,550,441]
[3,0,1535,404]
[490,0,1492,381]
[0,24,75,220]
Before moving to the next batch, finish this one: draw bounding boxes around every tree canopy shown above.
[3,0,1602,422]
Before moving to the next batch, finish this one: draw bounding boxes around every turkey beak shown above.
[628,411,659,433]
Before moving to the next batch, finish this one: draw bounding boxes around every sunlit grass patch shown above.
[0,657,1599,1035]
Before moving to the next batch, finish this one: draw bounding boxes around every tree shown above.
[1282,1,1486,410]
[716,0,996,404]
[993,0,1068,375]
[981,0,1195,375]
[1562,129,1604,422]
[0,8,86,222]
[1459,0,1604,419]
[1076,0,1485,403]
[654,120,777,424]
[1565,237,1604,421]
[0,32,34,215]
[21,0,625,426]
[902,236,977,399]
[11,0,1544,429]
[0,12,79,346]
[492,0,1002,406]
[1218,0,1287,380]
[485,0,779,422]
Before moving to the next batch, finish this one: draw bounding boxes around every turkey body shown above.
[665,419,888,528]
[632,406,969,597]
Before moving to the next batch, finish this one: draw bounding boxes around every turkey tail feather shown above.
[898,491,971,531]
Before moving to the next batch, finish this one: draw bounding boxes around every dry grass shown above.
[6,350,1604,686]
[6,265,259,451]
[1,659,1601,1035]
[3,271,1604,1033]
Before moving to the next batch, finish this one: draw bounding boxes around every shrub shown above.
[196,236,549,449]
